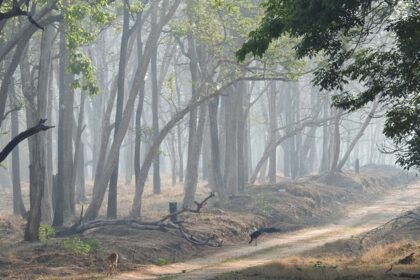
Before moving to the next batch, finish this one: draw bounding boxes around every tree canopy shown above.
[237,0,420,169]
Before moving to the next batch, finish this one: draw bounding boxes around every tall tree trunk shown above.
[108,0,130,218]
[182,28,202,208]
[183,103,206,208]
[208,96,226,198]
[53,24,74,226]
[76,143,86,202]
[174,60,184,183]
[10,80,26,216]
[282,84,291,178]
[244,86,252,183]
[202,122,210,181]
[299,90,321,176]
[41,63,54,224]
[319,97,331,173]
[134,11,146,218]
[224,87,238,196]
[329,109,342,173]
[25,25,53,241]
[151,2,161,195]
[71,94,85,206]
[125,127,134,185]
[236,81,247,192]
[267,82,277,184]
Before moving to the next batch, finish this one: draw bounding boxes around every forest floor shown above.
[0,165,416,279]
[126,178,420,280]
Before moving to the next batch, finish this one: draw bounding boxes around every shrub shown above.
[62,237,92,255]
[38,224,55,244]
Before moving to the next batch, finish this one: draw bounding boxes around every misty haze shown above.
[0,0,419,279]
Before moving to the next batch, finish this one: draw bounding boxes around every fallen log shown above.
[55,193,221,247]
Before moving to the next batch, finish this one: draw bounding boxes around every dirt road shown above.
[115,180,420,280]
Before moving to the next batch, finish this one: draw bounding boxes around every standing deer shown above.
[106,252,119,276]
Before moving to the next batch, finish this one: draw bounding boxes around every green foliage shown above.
[59,0,115,95]
[38,224,55,244]
[157,258,171,266]
[62,237,104,257]
[62,237,92,255]
[238,0,420,169]
[128,0,145,14]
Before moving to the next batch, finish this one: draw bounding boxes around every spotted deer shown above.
[106,252,119,276]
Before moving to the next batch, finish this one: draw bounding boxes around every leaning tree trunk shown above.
[131,78,238,218]
[336,94,382,171]
[85,0,182,221]
[0,31,30,128]
[25,25,53,241]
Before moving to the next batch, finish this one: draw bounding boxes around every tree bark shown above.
[134,11,146,213]
[224,86,238,196]
[25,25,53,241]
[151,2,161,195]
[10,79,26,216]
[108,0,130,219]
[53,23,74,226]
[267,82,277,184]
[208,96,226,198]
[329,109,342,173]
[71,94,86,205]
[183,103,207,208]
[174,57,184,183]
[236,81,247,192]
[319,97,331,173]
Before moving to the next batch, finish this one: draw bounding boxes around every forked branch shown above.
[160,192,215,222]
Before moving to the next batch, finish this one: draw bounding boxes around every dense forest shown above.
[0,0,417,252]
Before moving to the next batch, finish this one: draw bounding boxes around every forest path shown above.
[114,180,420,280]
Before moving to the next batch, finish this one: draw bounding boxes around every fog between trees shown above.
[0,0,398,241]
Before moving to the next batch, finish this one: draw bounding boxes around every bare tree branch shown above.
[0,118,54,163]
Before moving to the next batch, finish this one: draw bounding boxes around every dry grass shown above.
[0,167,414,279]
[215,241,420,280]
